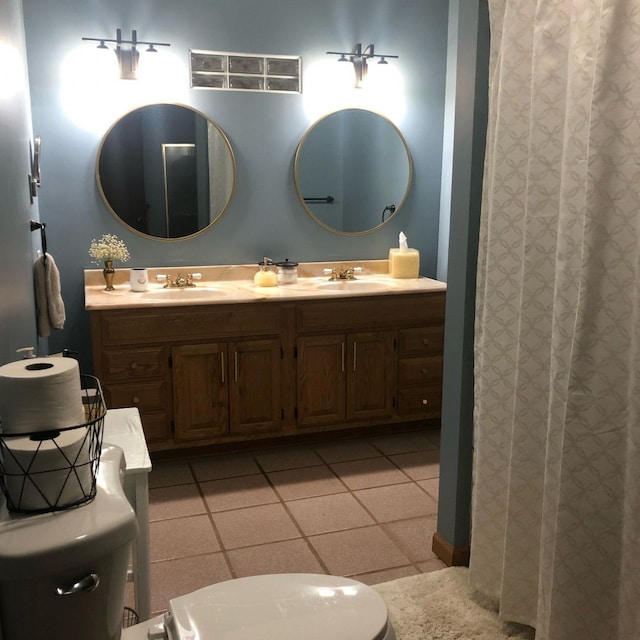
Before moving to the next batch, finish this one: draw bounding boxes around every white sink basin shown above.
[314,279,393,293]
[141,287,229,301]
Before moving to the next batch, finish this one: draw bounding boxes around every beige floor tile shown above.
[148,460,193,488]
[227,539,325,577]
[200,474,280,512]
[314,439,381,463]
[352,565,421,585]
[149,483,206,522]
[286,492,375,535]
[354,483,438,522]
[150,514,220,562]
[150,553,232,615]
[372,430,439,455]
[417,477,440,500]
[384,516,438,562]
[329,456,410,490]
[308,526,410,576]
[254,446,324,472]
[418,558,448,573]
[212,503,301,549]
[389,449,440,480]
[268,465,346,501]
[191,454,261,482]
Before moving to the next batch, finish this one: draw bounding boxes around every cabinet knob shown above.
[130,362,138,370]
[421,368,429,375]
[132,396,140,404]
[422,398,429,405]
[422,339,430,345]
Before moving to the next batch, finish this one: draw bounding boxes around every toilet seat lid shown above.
[166,573,390,640]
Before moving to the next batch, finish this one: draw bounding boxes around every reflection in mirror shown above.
[97,103,236,240]
[294,108,412,235]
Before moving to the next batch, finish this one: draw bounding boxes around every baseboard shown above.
[432,532,470,567]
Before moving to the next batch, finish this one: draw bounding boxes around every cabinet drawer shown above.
[398,355,443,386]
[397,386,442,417]
[102,347,166,380]
[105,380,168,413]
[96,305,283,345]
[297,292,446,332]
[398,326,444,356]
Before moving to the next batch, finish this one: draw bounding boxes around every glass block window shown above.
[190,50,301,93]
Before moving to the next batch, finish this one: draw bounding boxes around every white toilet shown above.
[121,572,395,640]
[0,445,395,640]
[0,444,138,640]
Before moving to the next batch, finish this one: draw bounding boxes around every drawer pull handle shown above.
[422,398,429,405]
[130,362,138,369]
[132,396,140,404]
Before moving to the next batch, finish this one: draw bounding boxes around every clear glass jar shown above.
[275,259,298,285]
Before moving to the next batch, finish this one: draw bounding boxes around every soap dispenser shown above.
[254,257,278,287]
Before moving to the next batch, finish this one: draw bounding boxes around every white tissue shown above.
[399,231,408,252]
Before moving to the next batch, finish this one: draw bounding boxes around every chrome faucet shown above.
[156,272,202,288]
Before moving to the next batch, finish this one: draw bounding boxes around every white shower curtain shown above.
[470,1,640,639]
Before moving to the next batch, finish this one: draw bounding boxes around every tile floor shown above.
[143,427,445,616]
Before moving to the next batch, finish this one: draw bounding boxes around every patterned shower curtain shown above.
[470,1,640,638]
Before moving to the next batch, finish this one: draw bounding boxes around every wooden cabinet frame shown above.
[90,291,445,451]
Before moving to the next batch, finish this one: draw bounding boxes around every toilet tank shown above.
[0,445,137,640]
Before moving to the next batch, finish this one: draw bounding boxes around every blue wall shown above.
[20,0,449,371]
[0,0,41,365]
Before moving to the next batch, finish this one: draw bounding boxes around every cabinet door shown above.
[229,339,282,435]
[172,343,228,441]
[297,335,346,428]
[346,331,395,421]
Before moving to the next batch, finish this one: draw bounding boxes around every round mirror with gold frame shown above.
[294,108,412,235]
[97,103,236,240]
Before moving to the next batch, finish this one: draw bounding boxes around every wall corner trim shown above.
[432,531,470,567]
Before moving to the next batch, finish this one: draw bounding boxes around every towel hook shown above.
[30,220,48,257]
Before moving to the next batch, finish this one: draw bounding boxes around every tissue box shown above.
[389,248,420,278]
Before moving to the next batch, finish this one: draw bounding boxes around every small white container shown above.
[129,268,149,292]
[275,259,299,285]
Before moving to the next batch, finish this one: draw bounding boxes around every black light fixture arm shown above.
[326,43,398,62]
[82,29,171,79]
[82,29,171,50]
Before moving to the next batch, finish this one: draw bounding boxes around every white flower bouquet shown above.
[88,233,130,265]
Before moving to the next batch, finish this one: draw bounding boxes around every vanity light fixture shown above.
[326,43,398,88]
[82,29,170,80]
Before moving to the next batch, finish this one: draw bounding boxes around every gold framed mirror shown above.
[294,108,412,235]
[96,103,236,240]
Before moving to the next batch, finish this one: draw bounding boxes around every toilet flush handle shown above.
[56,573,100,596]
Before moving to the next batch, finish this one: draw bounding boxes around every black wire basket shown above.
[122,607,139,629]
[0,375,106,514]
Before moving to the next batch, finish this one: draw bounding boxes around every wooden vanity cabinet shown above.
[90,303,288,451]
[90,289,445,451]
[295,292,445,432]
[297,331,395,428]
[172,339,282,442]
[397,326,444,418]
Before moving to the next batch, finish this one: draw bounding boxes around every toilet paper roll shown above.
[1,427,92,512]
[0,357,86,435]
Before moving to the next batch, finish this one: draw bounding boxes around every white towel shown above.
[33,253,66,337]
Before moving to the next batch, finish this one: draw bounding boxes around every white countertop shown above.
[84,260,446,311]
